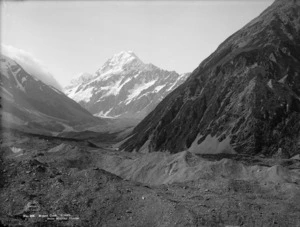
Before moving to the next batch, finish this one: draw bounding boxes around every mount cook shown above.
[65,51,190,119]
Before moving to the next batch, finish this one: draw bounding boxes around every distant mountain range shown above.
[65,51,190,119]
[122,0,300,157]
[0,55,104,134]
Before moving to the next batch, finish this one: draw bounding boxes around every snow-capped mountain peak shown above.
[108,51,140,66]
[96,51,144,77]
[65,52,191,119]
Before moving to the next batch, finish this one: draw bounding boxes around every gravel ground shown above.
[1,129,300,227]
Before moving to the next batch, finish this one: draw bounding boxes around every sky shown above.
[1,0,273,87]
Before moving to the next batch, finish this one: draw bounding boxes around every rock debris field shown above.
[1,129,300,227]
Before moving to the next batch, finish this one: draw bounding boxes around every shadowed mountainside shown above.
[122,0,300,157]
[0,55,105,134]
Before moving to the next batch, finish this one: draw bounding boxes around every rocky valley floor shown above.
[1,129,300,227]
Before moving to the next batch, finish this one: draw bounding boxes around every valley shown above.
[1,0,300,226]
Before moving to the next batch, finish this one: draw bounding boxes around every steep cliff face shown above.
[122,0,300,157]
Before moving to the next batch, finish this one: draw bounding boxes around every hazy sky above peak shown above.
[1,0,273,87]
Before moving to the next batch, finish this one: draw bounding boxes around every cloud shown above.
[1,44,62,90]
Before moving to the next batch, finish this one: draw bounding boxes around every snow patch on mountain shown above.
[154,85,166,93]
[267,80,273,89]
[166,73,187,92]
[102,79,124,98]
[21,77,27,84]
[69,72,95,87]
[125,79,157,104]
[72,86,94,103]
[10,66,25,92]
[95,68,124,82]
[278,75,288,84]
[97,107,114,118]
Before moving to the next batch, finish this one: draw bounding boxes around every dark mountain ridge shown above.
[0,55,104,134]
[122,0,300,157]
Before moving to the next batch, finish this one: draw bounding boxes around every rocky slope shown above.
[0,55,104,134]
[122,0,300,157]
[1,129,300,226]
[65,51,190,119]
